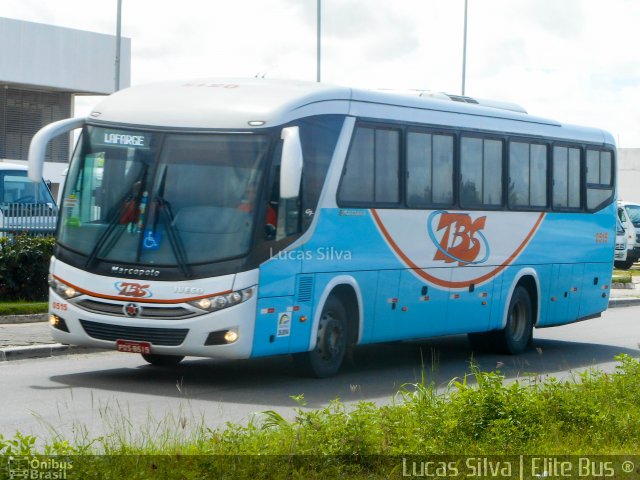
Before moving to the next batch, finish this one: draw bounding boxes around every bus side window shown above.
[585,150,613,211]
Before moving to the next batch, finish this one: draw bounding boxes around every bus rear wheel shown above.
[293,295,347,378]
[141,353,184,366]
[492,286,533,354]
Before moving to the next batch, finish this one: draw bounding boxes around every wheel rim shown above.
[317,311,345,362]
[509,299,527,341]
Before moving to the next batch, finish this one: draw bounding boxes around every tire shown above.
[491,286,533,354]
[293,295,348,378]
[614,259,635,270]
[141,353,184,366]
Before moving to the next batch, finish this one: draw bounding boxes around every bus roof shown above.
[90,78,614,146]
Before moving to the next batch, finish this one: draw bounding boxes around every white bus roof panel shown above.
[92,79,352,129]
[90,78,613,146]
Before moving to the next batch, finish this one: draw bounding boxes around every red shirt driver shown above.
[238,185,276,226]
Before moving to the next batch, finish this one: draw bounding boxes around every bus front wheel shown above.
[293,295,347,378]
[141,353,184,366]
[492,286,533,354]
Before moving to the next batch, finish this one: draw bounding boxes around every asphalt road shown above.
[1,306,639,444]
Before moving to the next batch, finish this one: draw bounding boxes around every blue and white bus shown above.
[29,79,616,377]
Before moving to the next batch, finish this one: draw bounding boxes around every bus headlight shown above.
[190,286,255,312]
[48,275,83,300]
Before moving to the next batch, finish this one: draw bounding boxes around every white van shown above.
[615,217,628,263]
[617,200,640,269]
[0,162,57,236]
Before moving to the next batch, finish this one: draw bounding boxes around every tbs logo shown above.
[428,211,490,266]
[116,282,152,298]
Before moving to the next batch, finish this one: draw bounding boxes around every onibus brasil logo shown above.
[427,211,490,266]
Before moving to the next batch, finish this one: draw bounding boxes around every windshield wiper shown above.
[151,165,191,278]
[85,166,147,268]
[154,196,191,278]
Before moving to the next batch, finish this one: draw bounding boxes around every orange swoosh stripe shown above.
[370,209,545,289]
[53,275,231,304]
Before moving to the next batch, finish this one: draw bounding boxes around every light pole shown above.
[115,0,123,91]
[316,0,321,82]
[461,0,468,96]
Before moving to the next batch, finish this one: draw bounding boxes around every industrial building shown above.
[617,148,640,203]
[0,17,130,198]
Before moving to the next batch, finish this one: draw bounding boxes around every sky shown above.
[1,0,639,146]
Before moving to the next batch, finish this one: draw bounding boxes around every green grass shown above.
[612,272,633,283]
[614,267,640,277]
[0,301,47,315]
[613,267,640,284]
[1,355,639,478]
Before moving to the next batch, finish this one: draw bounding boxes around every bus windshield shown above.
[59,126,271,268]
[625,204,640,228]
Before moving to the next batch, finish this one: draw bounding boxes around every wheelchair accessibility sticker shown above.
[143,229,162,250]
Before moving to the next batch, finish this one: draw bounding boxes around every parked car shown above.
[617,200,640,269]
[614,217,628,264]
[0,162,58,237]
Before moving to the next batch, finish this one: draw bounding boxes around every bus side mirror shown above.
[28,117,86,182]
[280,126,303,199]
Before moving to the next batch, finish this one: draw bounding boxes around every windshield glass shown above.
[58,126,271,267]
[0,170,55,204]
[625,205,640,228]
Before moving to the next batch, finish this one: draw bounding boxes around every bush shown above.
[0,234,54,301]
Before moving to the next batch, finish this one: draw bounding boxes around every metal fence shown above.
[0,202,58,237]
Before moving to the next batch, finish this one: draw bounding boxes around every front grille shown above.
[80,320,189,346]
[141,306,197,319]
[77,299,123,315]
[616,243,626,250]
[75,299,198,319]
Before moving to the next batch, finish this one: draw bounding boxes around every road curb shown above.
[0,313,48,324]
[608,297,640,308]
[0,343,106,362]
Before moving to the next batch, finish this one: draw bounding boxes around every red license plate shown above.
[116,339,151,355]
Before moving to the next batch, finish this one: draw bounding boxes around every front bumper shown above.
[48,290,257,359]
